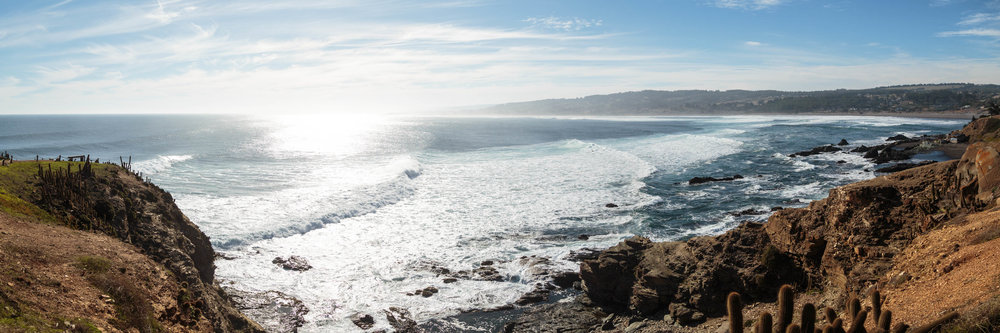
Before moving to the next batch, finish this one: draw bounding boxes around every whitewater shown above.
[0,114,968,331]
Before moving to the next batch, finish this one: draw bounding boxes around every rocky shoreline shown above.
[503,116,1000,332]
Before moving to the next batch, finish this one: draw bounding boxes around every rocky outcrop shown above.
[576,116,1000,326]
[272,255,312,272]
[29,164,263,332]
[789,145,841,158]
[688,174,743,185]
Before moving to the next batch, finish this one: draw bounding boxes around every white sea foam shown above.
[131,155,193,175]
[780,181,825,201]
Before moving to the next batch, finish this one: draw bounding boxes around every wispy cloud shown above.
[712,0,785,10]
[937,28,1000,37]
[959,12,1000,25]
[524,16,602,31]
[744,41,764,46]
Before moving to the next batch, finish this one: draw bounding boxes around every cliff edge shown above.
[0,160,263,332]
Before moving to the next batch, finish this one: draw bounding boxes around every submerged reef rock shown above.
[688,174,743,185]
[789,145,841,157]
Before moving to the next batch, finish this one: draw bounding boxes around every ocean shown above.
[0,114,967,331]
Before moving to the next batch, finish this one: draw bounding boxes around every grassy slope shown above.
[0,161,204,333]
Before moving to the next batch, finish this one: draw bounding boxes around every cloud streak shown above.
[712,0,785,10]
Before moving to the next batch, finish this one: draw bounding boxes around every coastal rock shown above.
[605,203,619,208]
[838,139,850,146]
[887,134,910,141]
[502,296,606,333]
[580,227,794,317]
[872,148,912,164]
[789,145,841,157]
[688,174,743,185]
[515,287,550,305]
[351,313,375,330]
[875,161,935,173]
[384,307,420,332]
[729,208,769,217]
[272,256,313,271]
[226,289,309,332]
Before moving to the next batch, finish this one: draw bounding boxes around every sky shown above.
[1,0,1000,114]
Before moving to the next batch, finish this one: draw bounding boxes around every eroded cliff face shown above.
[580,116,1000,324]
[16,163,263,332]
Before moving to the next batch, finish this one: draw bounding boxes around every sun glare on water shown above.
[266,114,391,157]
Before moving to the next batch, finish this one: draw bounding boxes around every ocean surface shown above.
[0,114,967,331]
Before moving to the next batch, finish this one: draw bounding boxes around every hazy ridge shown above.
[477,83,1000,116]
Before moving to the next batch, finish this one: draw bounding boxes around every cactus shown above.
[911,312,958,333]
[877,310,891,332]
[825,307,838,325]
[778,284,795,333]
[847,296,861,321]
[801,303,816,333]
[846,309,867,333]
[822,325,833,333]
[871,289,882,326]
[832,318,845,333]
[787,324,801,333]
[890,323,908,333]
[757,312,773,333]
[729,292,744,333]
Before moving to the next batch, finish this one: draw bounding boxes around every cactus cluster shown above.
[727,284,959,333]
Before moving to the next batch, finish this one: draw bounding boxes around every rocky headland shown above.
[0,160,263,332]
[506,116,1000,332]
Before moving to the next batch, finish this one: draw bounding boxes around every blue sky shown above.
[1,0,999,114]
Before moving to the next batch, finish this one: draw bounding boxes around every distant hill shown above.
[475,83,1000,116]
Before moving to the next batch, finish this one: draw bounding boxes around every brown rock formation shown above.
[578,116,1000,326]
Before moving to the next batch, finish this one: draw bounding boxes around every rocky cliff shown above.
[531,116,1000,332]
[0,161,263,332]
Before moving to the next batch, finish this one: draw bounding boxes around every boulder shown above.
[272,256,312,272]
[887,134,910,141]
[790,145,841,157]
[384,307,419,333]
[838,139,849,146]
[351,313,375,330]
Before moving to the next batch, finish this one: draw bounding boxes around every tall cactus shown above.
[832,318,845,333]
[777,284,794,333]
[870,289,882,326]
[786,324,801,333]
[825,307,837,326]
[801,303,816,333]
[729,292,744,333]
[877,310,891,332]
[846,309,867,333]
[757,312,773,333]
[847,296,861,321]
